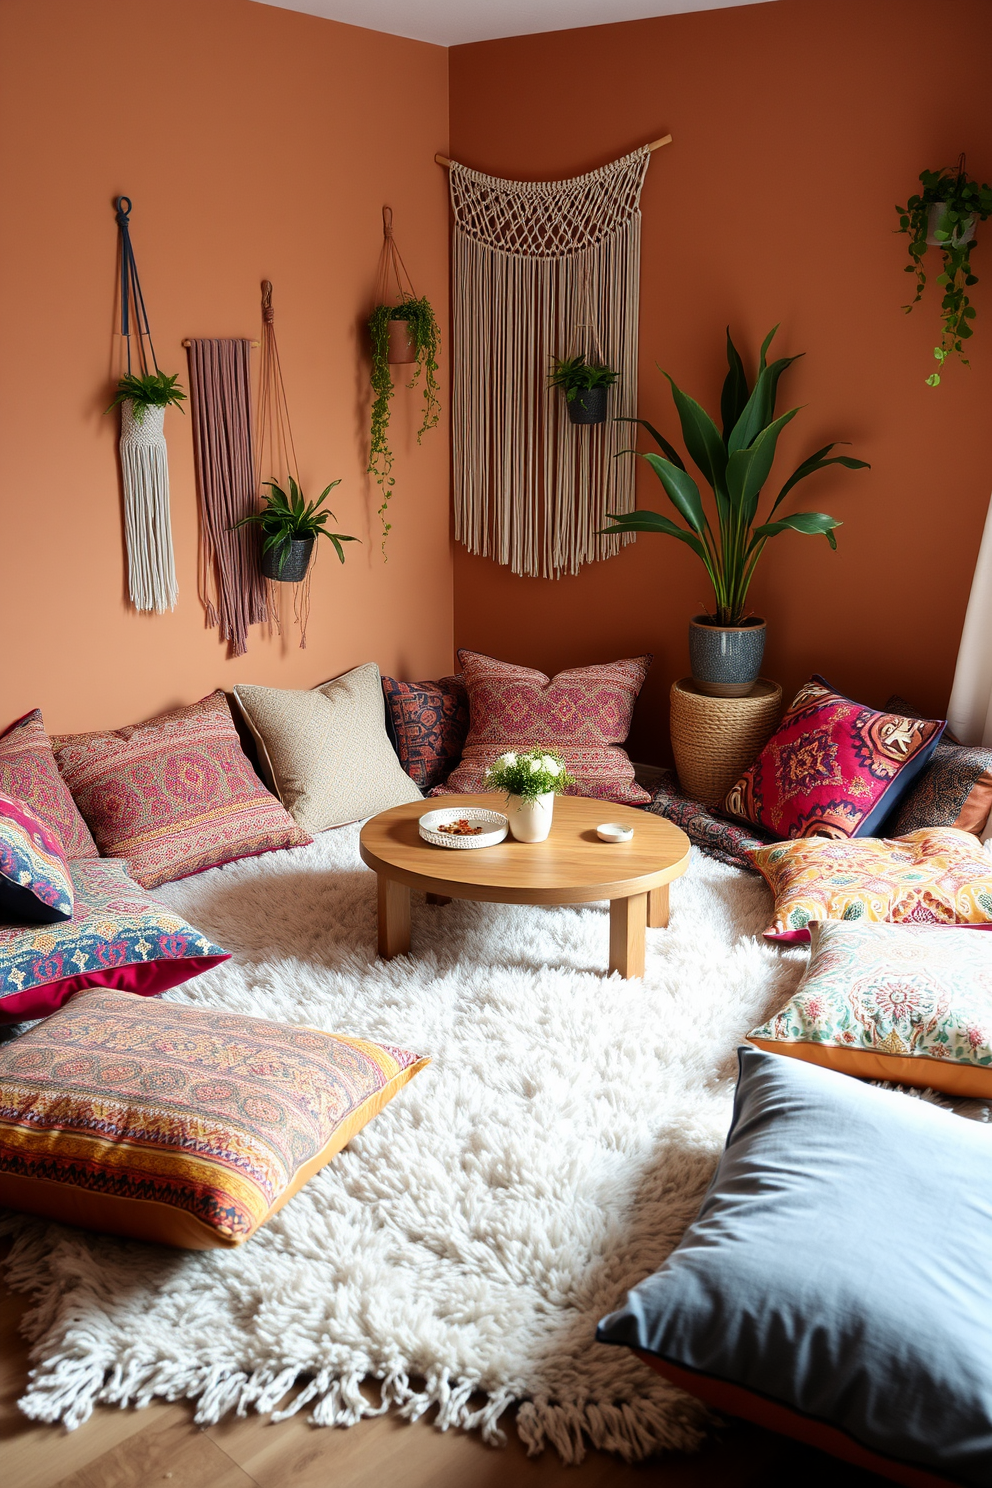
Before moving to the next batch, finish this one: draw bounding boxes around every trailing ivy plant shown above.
[547,355,619,402]
[367,296,441,554]
[106,370,187,420]
[896,161,992,386]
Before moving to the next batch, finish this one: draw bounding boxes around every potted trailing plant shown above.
[548,355,619,425]
[368,295,441,552]
[485,748,575,843]
[233,477,359,582]
[896,159,992,386]
[598,326,870,697]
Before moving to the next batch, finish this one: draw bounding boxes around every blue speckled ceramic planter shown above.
[689,616,766,697]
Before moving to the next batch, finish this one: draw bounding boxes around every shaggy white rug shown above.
[1,825,808,1462]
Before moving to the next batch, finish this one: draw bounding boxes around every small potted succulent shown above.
[548,355,619,425]
[368,295,441,552]
[234,477,359,582]
[896,159,992,386]
[485,748,575,843]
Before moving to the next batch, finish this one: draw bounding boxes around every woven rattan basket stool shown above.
[670,677,783,806]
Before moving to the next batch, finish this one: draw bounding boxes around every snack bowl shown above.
[596,822,634,844]
[419,807,509,849]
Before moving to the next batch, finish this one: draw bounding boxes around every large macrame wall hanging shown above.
[445,142,665,579]
[113,197,179,613]
[186,337,270,656]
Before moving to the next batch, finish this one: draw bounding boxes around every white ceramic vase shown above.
[506,791,555,843]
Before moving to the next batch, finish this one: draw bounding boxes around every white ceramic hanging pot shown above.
[506,792,555,843]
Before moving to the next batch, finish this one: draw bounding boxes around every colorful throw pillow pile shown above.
[441,649,652,805]
[0,792,74,925]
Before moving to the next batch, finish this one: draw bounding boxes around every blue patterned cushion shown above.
[647,769,770,871]
[0,791,73,925]
[381,674,469,792]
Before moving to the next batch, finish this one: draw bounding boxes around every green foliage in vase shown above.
[896,162,992,386]
[368,295,441,554]
[598,327,870,627]
[548,355,619,402]
[484,748,575,800]
[106,370,187,421]
[232,477,359,578]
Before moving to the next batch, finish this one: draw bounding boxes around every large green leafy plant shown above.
[368,296,441,553]
[599,328,869,626]
[896,162,992,386]
[233,478,358,577]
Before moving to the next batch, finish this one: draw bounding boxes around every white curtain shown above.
[948,494,992,748]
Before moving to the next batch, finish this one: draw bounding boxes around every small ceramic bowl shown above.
[596,822,634,844]
[419,807,509,850]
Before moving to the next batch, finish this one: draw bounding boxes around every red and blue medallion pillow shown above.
[381,673,470,792]
[723,678,945,840]
[0,857,228,1023]
[0,793,73,925]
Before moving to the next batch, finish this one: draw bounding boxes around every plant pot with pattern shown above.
[688,615,766,698]
[233,477,359,583]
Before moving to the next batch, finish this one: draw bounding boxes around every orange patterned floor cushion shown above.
[0,990,429,1249]
[52,690,311,888]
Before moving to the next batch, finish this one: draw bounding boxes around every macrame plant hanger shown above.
[114,196,178,612]
[255,280,312,648]
[369,208,419,550]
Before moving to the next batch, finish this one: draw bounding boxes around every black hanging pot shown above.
[567,386,608,425]
[262,535,314,583]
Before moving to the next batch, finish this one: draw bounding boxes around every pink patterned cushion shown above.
[724,677,945,841]
[0,792,74,924]
[443,650,651,805]
[52,691,311,889]
[0,711,97,859]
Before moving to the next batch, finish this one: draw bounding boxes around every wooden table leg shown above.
[609,892,647,979]
[426,892,452,906]
[377,875,411,959]
[648,884,670,929]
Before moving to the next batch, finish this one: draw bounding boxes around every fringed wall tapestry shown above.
[445,141,668,580]
[110,196,182,613]
[186,337,270,657]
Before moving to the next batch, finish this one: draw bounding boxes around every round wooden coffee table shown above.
[359,793,691,980]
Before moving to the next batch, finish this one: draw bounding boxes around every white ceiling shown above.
[250,0,775,48]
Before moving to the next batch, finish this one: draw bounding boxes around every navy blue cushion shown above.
[597,1047,992,1487]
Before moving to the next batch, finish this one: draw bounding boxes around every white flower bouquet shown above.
[485,748,575,800]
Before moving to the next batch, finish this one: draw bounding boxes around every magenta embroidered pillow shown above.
[0,710,97,859]
[0,793,73,925]
[723,678,945,840]
[381,674,469,792]
[442,650,652,805]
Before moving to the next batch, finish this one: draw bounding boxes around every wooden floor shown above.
[1,1264,889,1488]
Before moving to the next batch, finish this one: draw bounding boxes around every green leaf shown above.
[720,328,749,442]
[725,407,799,523]
[663,372,727,490]
[598,508,709,563]
[614,417,687,471]
[727,332,803,452]
[639,453,708,533]
[753,510,842,550]
[770,443,870,515]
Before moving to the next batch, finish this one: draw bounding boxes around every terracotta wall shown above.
[0,0,450,734]
[449,0,992,763]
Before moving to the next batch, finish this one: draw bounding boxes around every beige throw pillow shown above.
[233,664,422,833]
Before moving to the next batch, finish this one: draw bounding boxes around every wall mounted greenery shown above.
[548,355,618,425]
[897,159,992,386]
[107,370,187,420]
[233,478,358,581]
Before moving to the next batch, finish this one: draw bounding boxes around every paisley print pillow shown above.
[723,678,944,840]
[52,690,311,888]
[0,792,73,925]
[749,920,992,1097]
[0,989,429,1248]
[381,674,469,792]
[0,710,97,858]
[750,827,992,942]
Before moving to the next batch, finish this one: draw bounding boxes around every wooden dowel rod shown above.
[181,339,260,348]
[434,134,672,170]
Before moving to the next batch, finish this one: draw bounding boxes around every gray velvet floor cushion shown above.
[598,1047,992,1487]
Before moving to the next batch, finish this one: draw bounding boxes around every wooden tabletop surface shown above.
[359,793,691,905]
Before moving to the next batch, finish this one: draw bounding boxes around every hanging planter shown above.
[367,208,441,555]
[237,479,355,584]
[106,197,184,613]
[896,157,992,386]
[548,355,618,427]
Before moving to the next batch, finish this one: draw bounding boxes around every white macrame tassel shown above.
[119,399,178,612]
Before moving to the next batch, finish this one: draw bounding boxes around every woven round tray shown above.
[670,677,783,806]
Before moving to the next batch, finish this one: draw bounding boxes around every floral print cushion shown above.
[750,827,992,942]
[0,791,73,925]
[0,989,430,1248]
[381,673,470,792]
[723,677,945,841]
[749,919,992,1097]
[646,768,771,871]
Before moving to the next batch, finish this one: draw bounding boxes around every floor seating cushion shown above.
[750,827,992,942]
[0,792,73,924]
[0,710,97,859]
[597,1045,992,1488]
[441,649,651,805]
[888,737,992,838]
[233,663,422,834]
[647,768,771,871]
[381,673,469,792]
[0,989,430,1249]
[749,919,992,1096]
[723,678,944,840]
[52,690,310,889]
[0,859,228,1023]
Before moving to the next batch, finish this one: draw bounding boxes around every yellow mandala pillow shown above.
[750,827,992,942]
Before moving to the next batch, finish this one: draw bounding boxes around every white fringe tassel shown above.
[119,399,178,613]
